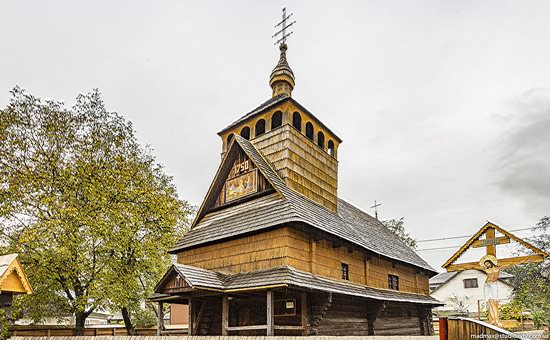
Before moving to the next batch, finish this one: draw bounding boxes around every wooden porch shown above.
[154,288,308,336]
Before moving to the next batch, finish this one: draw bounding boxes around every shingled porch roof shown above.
[154,264,442,306]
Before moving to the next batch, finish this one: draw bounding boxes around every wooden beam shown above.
[486,228,496,256]
[472,236,510,248]
[446,254,545,272]
[222,296,229,336]
[274,325,305,330]
[226,325,268,331]
[301,291,308,336]
[266,290,274,336]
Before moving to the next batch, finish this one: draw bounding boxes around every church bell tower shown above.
[216,11,342,212]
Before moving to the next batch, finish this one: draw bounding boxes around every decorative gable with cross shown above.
[443,222,548,272]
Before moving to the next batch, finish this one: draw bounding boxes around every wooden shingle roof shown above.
[172,136,436,274]
[217,95,342,143]
[156,264,441,305]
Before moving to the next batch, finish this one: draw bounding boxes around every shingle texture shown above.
[172,136,436,274]
[162,264,441,305]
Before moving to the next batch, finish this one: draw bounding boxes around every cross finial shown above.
[273,7,296,45]
[370,200,382,220]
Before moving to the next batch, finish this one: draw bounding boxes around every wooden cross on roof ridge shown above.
[442,221,548,272]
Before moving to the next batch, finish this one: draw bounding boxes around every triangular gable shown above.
[442,222,549,271]
[0,254,32,294]
[192,136,288,228]
[154,264,225,293]
[154,265,193,293]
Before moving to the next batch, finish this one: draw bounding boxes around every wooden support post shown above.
[301,291,308,336]
[486,227,496,256]
[266,290,274,336]
[188,297,193,336]
[157,301,164,336]
[222,296,229,336]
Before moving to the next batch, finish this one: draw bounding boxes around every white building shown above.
[430,270,513,315]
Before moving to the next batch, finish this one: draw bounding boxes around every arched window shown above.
[271,111,283,129]
[328,140,335,157]
[255,119,266,137]
[227,133,234,144]
[292,112,302,131]
[305,122,314,141]
[240,126,250,140]
[317,131,325,149]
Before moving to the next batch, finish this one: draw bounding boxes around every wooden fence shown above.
[12,337,439,340]
[9,325,158,337]
[439,317,523,340]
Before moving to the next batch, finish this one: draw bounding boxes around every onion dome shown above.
[269,43,295,97]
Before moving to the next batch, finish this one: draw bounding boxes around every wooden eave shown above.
[442,221,549,270]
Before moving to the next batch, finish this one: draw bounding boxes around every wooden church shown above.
[152,36,441,336]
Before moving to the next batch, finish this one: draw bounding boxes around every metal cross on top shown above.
[273,7,296,45]
[370,200,382,220]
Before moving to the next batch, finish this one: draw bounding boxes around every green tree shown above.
[381,217,417,249]
[0,87,192,335]
[507,216,550,328]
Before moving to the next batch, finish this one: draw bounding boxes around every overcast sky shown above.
[1,0,549,270]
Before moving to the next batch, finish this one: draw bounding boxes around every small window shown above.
[274,299,296,316]
[388,274,399,290]
[240,126,250,140]
[341,263,349,280]
[255,119,266,137]
[463,278,478,289]
[317,131,325,149]
[305,122,314,141]
[328,140,335,157]
[292,112,302,131]
[227,133,234,144]
[271,111,283,129]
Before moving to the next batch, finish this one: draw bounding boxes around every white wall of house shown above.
[431,270,513,314]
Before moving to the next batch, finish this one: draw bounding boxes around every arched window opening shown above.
[317,131,325,149]
[271,111,283,129]
[240,126,250,140]
[292,112,302,131]
[328,140,335,157]
[227,133,234,144]
[305,122,314,141]
[255,119,266,137]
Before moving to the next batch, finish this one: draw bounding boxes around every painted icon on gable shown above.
[226,169,258,202]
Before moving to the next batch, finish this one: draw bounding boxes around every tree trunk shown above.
[74,311,87,336]
[122,306,136,335]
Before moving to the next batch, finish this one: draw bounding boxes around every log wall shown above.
[285,228,430,294]
[177,226,429,295]
[176,228,291,273]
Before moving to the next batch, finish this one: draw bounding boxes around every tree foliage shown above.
[507,216,550,328]
[0,87,193,334]
[381,217,417,249]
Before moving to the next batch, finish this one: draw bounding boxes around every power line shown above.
[416,227,533,243]
[415,227,537,252]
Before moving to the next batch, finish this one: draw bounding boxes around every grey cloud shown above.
[494,88,550,211]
